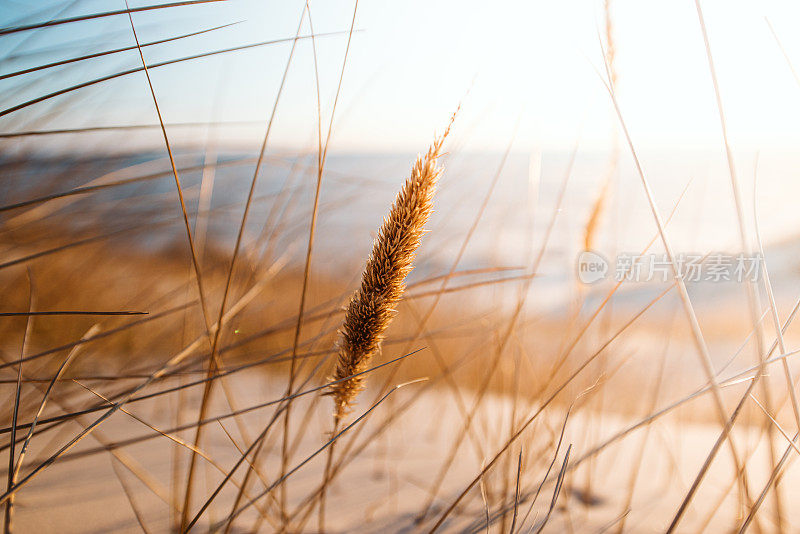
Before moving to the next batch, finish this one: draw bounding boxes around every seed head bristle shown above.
[327,130,449,421]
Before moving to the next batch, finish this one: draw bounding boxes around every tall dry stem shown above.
[316,122,452,533]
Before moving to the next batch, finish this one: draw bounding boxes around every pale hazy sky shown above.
[3,0,800,152]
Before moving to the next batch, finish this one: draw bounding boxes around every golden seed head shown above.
[327,132,448,421]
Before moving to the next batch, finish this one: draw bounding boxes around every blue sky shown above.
[3,0,800,153]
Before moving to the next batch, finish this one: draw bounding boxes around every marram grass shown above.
[327,127,450,422]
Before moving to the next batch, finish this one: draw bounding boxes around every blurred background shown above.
[5,1,800,532]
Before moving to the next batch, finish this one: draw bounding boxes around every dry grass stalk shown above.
[583,0,617,252]
[326,126,451,422]
[583,178,610,252]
